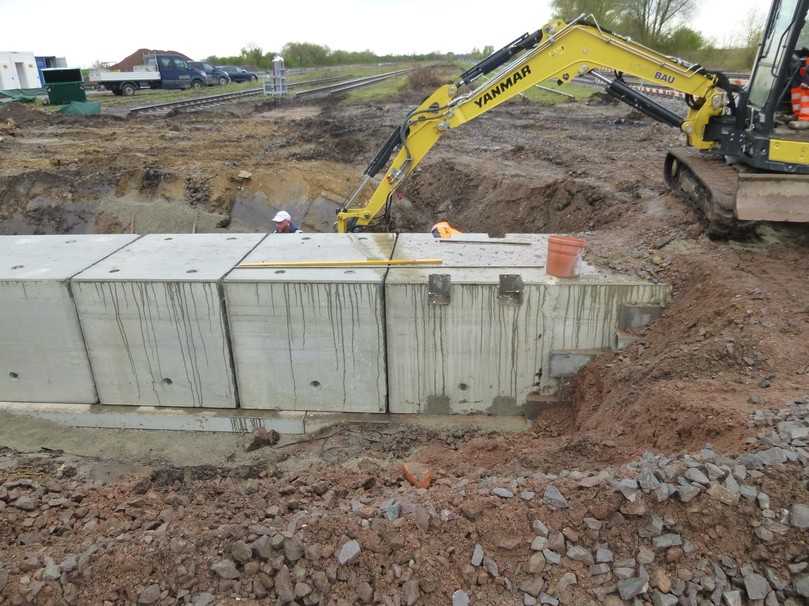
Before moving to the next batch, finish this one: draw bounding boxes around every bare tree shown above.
[620,0,697,44]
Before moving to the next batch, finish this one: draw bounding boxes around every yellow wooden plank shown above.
[237,258,443,269]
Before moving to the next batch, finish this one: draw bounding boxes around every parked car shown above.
[216,66,258,83]
[189,62,231,86]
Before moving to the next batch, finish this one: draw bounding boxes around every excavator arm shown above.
[336,16,731,233]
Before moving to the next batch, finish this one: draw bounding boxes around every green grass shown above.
[343,75,410,103]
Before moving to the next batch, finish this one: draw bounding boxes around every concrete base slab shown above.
[0,402,306,434]
[0,403,532,435]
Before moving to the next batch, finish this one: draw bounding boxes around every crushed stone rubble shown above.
[2,399,809,605]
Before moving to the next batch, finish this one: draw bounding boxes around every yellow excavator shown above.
[336,2,809,237]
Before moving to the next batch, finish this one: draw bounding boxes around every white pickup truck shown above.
[89,54,207,96]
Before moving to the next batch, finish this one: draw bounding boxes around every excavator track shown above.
[664,148,755,239]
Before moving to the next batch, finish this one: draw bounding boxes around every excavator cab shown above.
[666,0,809,235]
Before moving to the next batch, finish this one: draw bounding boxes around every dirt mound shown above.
[399,159,631,233]
[0,102,50,127]
[572,239,809,454]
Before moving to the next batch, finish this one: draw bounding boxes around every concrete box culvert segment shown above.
[71,233,266,408]
[0,235,140,403]
[224,233,396,413]
[385,234,670,415]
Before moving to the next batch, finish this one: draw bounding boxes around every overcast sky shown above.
[1,0,764,67]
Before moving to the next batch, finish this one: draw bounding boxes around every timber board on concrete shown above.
[0,235,139,403]
[71,234,266,408]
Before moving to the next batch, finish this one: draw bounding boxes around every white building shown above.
[0,52,42,91]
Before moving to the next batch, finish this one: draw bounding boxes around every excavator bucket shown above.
[665,147,809,237]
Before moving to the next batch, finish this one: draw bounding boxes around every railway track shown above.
[126,69,414,117]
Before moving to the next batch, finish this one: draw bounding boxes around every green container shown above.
[42,68,87,105]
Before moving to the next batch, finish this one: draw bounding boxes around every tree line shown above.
[206,1,764,73]
[551,0,763,69]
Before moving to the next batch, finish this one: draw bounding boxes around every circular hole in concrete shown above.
[109,269,120,273]
[275,270,286,274]
[458,383,469,391]
[227,237,237,240]
[358,237,368,240]
[344,270,356,274]
[65,240,77,244]
[9,371,19,380]
[302,237,311,241]
[310,380,321,388]
[10,265,24,270]
[162,378,173,385]
[164,237,173,241]
[186,269,198,274]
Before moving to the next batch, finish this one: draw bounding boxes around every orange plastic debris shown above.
[402,462,432,489]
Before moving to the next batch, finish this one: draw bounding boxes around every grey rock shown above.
[743,572,770,600]
[357,581,373,602]
[685,468,710,486]
[230,540,253,564]
[557,572,577,592]
[452,590,470,606]
[615,567,636,580]
[284,537,304,562]
[472,543,484,567]
[567,545,594,564]
[655,483,673,502]
[483,556,499,577]
[596,547,614,563]
[252,535,273,560]
[275,566,295,603]
[677,484,702,503]
[336,540,361,566]
[523,595,537,606]
[531,536,547,551]
[528,551,546,574]
[543,485,568,509]
[543,549,561,565]
[653,534,683,550]
[790,504,809,528]
[539,593,559,606]
[211,559,240,580]
[402,579,420,606]
[381,499,401,520]
[42,560,61,581]
[520,491,536,501]
[583,517,603,531]
[520,576,545,597]
[778,421,809,441]
[12,496,35,511]
[618,577,649,600]
[493,487,514,498]
[652,592,678,606]
[757,492,771,510]
[533,520,549,536]
[638,547,655,564]
[295,581,312,598]
[614,478,641,501]
[740,484,758,501]
[766,567,787,591]
[190,593,215,606]
[590,563,611,576]
[639,469,661,492]
[547,530,565,551]
[759,448,787,466]
[732,465,747,481]
[722,590,742,606]
[795,574,809,598]
[137,584,161,605]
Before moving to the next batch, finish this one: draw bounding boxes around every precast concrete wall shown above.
[0,235,139,403]
[71,234,265,408]
[1,233,670,417]
[224,234,395,413]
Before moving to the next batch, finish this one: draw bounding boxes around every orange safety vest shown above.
[431,221,463,239]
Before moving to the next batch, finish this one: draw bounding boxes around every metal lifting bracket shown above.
[498,274,524,305]
[427,274,451,305]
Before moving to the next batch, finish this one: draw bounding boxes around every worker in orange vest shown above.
[431,220,463,239]
[790,54,809,127]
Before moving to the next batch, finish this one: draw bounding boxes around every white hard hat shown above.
[272,211,291,223]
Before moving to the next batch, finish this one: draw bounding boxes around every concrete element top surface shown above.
[0,235,140,281]
[73,234,266,282]
[387,234,650,285]
[226,233,397,284]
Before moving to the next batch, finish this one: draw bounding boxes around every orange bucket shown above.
[547,235,586,278]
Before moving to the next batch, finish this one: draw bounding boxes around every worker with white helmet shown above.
[272,211,302,234]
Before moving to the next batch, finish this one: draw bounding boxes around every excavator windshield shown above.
[750,0,803,107]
